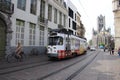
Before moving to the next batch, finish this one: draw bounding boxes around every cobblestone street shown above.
[0,50,120,80]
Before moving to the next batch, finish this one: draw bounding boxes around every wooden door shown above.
[0,19,6,58]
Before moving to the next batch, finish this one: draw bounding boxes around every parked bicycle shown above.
[6,51,26,63]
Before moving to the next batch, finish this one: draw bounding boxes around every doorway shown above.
[0,19,6,58]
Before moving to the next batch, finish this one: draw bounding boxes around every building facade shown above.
[76,12,85,37]
[0,0,14,58]
[0,0,68,57]
[65,0,77,35]
[92,29,97,47]
[112,0,120,50]
[76,12,81,36]
[0,0,85,59]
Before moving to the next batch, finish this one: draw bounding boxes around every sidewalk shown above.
[74,50,120,80]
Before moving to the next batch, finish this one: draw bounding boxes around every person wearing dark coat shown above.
[109,41,115,55]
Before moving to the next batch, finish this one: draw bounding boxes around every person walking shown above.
[118,47,120,57]
[109,40,115,55]
[104,45,107,52]
[15,42,22,58]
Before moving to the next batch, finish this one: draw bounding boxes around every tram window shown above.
[48,36,63,45]
[58,38,63,45]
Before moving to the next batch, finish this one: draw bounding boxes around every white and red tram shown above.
[47,28,87,59]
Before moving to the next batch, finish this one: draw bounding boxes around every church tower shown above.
[97,15,105,32]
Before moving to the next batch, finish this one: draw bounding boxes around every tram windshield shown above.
[48,36,63,45]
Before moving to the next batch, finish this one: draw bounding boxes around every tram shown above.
[47,28,87,59]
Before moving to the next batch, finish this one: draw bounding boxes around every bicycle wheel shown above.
[20,53,26,62]
[6,54,17,63]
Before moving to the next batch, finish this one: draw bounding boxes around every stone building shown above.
[0,0,14,58]
[112,0,120,50]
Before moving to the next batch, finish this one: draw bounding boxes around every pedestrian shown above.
[15,42,22,58]
[109,40,115,55]
[109,47,112,55]
[118,47,120,57]
[111,47,114,55]
[104,45,107,52]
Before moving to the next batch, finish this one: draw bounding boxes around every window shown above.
[54,8,57,23]
[69,18,71,27]
[48,4,52,21]
[59,11,62,24]
[16,19,25,45]
[30,0,37,15]
[17,0,26,10]
[63,14,66,27]
[68,7,73,18]
[72,21,76,30]
[75,13,76,21]
[39,26,44,46]
[40,0,45,19]
[29,23,36,46]
[60,0,62,4]
[63,2,66,8]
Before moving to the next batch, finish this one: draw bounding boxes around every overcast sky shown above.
[70,0,114,41]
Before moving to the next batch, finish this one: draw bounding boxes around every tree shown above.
[89,40,92,46]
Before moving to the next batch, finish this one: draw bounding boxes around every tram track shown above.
[0,61,53,75]
[0,54,83,75]
[0,59,49,70]
[66,51,100,80]
[37,51,98,80]
[0,51,96,76]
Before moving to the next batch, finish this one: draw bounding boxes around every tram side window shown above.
[57,37,63,45]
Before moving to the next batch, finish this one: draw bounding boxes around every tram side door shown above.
[65,35,71,51]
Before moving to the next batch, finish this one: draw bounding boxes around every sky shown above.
[69,0,114,41]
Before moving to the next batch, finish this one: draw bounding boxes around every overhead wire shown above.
[78,0,96,29]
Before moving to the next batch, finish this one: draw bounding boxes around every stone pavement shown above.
[73,50,120,80]
[0,50,120,80]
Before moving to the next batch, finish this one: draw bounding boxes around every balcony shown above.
[0,0,14,15]
[58,24,64,28]
[38,16,48,26]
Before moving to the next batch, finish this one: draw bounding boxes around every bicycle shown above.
[6,51,26,63]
